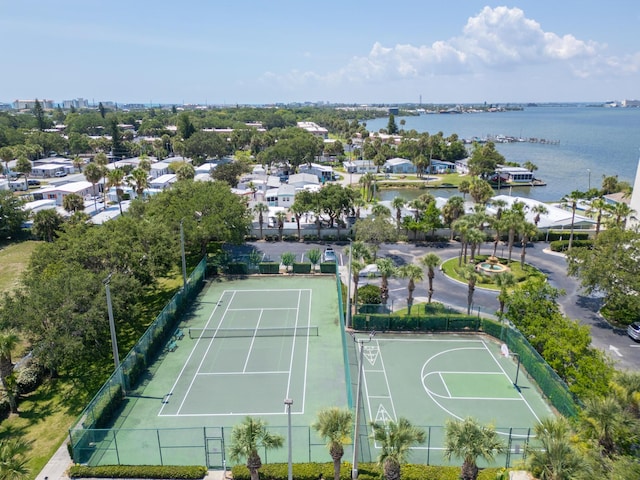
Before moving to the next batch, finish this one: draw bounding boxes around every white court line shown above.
[376,338,398,421]
[481,340,542,423]
[227,307,297,311]
[283,290,302,407]
[439,372,452,398]
[197,371,289,375]
[301,288,312,414]
[243,309,264,373]
[159,290,234,416]
[175,291,237,415]
[376,338,486,344]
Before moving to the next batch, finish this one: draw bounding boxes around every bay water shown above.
[365,106,640,202]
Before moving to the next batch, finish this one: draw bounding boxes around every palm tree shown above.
[275,210,287,241]
[84,162,103,212]
[527,417,589,480]
[611,201,635,229]
[253,203,269,240]
[31,209,63,242]
[453,217,472,265]
[494,271,515,318]
[397,264,424,315]
[106,168,126,214]
[0,438,30,480]
[587,197,609,238]
[501,208,524,262]
[462,263,481,315]
[62,193,85,214]
[442,196,465,239]
[519,221,538,267]
[127,167,149,198]
[228,416,284,480]
[0,330,20,414]
[370,418,426,480]
[562,190,585,250]
[443,417,505,480]
[376,257,396,306]
[420,253,441,304]
[359,172,375,202]
[289,201,306,241]
[312,407,354,480]
[72,155,84,173]
[391,197,405,232]
[579,395,634,457]
[531,204,549,227]
[466,227,485,261]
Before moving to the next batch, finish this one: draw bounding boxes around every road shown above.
[233,240,639,371]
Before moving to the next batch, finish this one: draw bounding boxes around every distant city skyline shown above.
[2,1,639,105]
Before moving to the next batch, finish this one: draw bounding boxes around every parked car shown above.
[359,264,381,277]
[323,247,337,263]
[627,322,640,341]
[28,179,41,186]
[54,170,67,177]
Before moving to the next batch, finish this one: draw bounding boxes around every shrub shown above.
[358,284,382,305]
[68,465,207,478]
[16,359,45,395]
[227,262,249,275]
[292,263,312,274]
[319,262,336,273]
[0,395,10,420]
[259,262,280,274]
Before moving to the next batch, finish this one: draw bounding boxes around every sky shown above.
[1,1,640,105]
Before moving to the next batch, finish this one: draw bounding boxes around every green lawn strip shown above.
[0,380,79,480]
[441,254,545,291]
[0,240,41,294]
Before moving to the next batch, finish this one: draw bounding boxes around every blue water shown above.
[365,106,640,202]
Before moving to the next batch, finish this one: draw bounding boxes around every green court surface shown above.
[81,275,558,469]
[354,334,554,466]
[90,275,347,466]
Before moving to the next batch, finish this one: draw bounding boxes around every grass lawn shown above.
[0,240,40,294]
[441,253,545,291]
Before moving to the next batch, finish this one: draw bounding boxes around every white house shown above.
[34,181,94,206]
[149,174,177,190]
[288,173,320,189]
[299,163,334,182]
[429,160,456,174]
[31,163,68,178]
[343,160,378,174]
[150,161,172,179]
[495,166,535,183]
[265,184,296,207]
[384,157,416,174]
[487,195,596,230]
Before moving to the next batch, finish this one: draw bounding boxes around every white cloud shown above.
[264,6,639,93]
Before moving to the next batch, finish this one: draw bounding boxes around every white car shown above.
[323,247,337,263]
[359,264,381,277]
[54,170,67,177]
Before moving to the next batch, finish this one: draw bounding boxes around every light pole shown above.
[284,398,293,480]
[587,169,591,190]
[180,218,187,290]
[104,274,125,392]
[351,331,376,480]
[346,240,353,328]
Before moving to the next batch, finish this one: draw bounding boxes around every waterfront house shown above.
[495,166,535,183]
[429,160,456,174]
[343,160,378,174]
[384,157,416,174]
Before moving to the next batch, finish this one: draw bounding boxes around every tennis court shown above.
[85,276,348,467]
[353,333,555,466]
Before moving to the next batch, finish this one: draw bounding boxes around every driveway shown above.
[235,240,639,371]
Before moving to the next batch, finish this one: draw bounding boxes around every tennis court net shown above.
[188,326,319,339]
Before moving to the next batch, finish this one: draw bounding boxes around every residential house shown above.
[288,173,320,189]
[429,160,456,174]
[343,160,378,174]
[33,181,94,206]
[265,184,296,208]
[299,163,334,182]
[150,161,172,179]
[149,174,177,190]
[495,166,535,183]
[384,157,416,174]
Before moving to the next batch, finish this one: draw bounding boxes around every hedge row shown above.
[549,239,593,252]
[68,465,207,479]
[231,462,505,480]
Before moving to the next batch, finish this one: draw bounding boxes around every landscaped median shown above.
[68,465,208,478]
